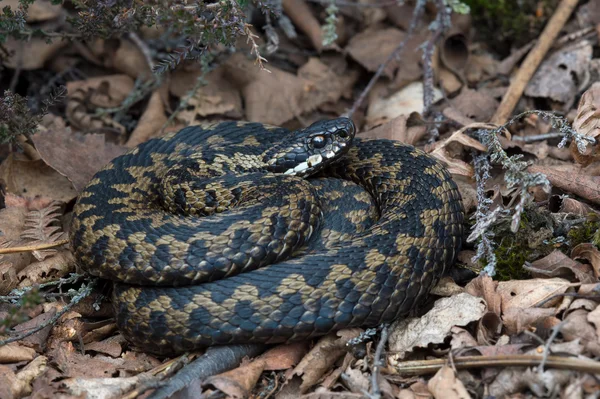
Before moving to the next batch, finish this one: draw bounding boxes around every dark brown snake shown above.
[70,118,465,355]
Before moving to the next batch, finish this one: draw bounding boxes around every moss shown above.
[463,0,560,55]
[567,218,600,249]
[487,207,556,281]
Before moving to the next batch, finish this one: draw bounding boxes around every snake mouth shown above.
[284,154,324,175]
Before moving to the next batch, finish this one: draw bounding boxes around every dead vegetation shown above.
[1,0,600,398]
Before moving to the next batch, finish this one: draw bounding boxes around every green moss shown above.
[486,207,556,281]
[463,0,560,55]
[567,218,600,249]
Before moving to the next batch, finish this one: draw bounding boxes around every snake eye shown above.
[338,129,348,138]
[312,135,326,148]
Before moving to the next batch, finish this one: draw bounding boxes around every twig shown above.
[490,0,580,125]
[344,2,426,118]
[146,344,266,399]
[538,320,566,374]
[0,279,97,347]
[0,239,69,255]
[512,132,565,142]
[393,354,600,376]
[370,325,388,398]
[127,32,155,72]
[121,354,194,399]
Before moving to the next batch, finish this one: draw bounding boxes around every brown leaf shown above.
[288,329,362,394]
[126,90,168,148]
[388,293,486,360]
[450,326,478,350]
[17,249,75,287]
[497,278,572,313]
[0,153,78,203]
[21,202,65,261]
[427,365,471,399]
[4,0,62,22]
[427,124,488,177]
[525,42,593,109]
[0,343,36,363]
[587,305,600,341]
[202,358,264,399]
[260,342,308,371]
[502,307,556,335]
[524,250,595,284]
[224,54,354,125]
[465,274,501,316]
[84,335,124,358]
[573,81,600,140]
[174,68,243,124]
[31,128,127,193]
[447,88,499,122]
[358,115,426,145]
[4,36,67,70]
[12,308,57,353]
[366,82,443,127]
[528,164,600,205]
[572,243,600,279]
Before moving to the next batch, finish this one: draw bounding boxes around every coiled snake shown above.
[70,118,465,355]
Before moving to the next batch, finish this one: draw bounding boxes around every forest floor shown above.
[2,0,600,398]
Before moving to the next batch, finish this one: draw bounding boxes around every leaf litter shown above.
[2,0,600,398]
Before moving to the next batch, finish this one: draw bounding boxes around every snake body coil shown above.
[70,118,465,355]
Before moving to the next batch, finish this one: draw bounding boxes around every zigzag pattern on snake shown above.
[70,118,465,355]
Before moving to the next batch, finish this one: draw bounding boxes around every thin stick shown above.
[370,325,388,398]
[490,0,579,125]
[344,2,426,119]
[0,279,97,347]
[393,354,600,376]
[0,239,69,255]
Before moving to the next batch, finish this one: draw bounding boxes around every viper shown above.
[70,117,465,355]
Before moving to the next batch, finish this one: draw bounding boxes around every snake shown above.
[70,117,465,355]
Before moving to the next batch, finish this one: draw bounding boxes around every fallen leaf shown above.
[126,90,168,147]
[388,293,486,360]
[31,129,127,193]
[427,365,471,399]
[502,307,556,335]
[572,243,600,279]
[528,164,600,205]
[524,250,595,284]
[260,342,308,371]
[447,88,499,122]
[288,329,362,393]
[0,153,78,202]
[366,82,443,127]
[525,41,593,110]
[497,278,573,313]
[465,274,501,316]
[0,343,36,363]
[571,82,600,166]
[12,308,57,352]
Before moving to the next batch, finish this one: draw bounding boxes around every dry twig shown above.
[491,0,580,124]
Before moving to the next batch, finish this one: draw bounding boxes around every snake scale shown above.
[70,118,465,355]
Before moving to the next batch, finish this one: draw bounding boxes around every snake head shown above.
[265,117,355,177]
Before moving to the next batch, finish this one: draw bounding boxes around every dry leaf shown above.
[447,88,499,122]
[388,293,486,360]
[524,250,595,284]
[427,124,488,177]
[572,243,600,279]
[366,82,443,127]
[427,365,471,399]
[288,329,362,393]
[528,164,600,205]
[502,307,556,335]
[0,343,36,363]
[465,274,501,316]
[31,129,127,193]
[0,154,78,203]
[497,278,573,313]
[126,90,168,147]
[573,82,600,140]
[525,42,593,110]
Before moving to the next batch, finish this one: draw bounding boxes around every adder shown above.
[70,117,465,355]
